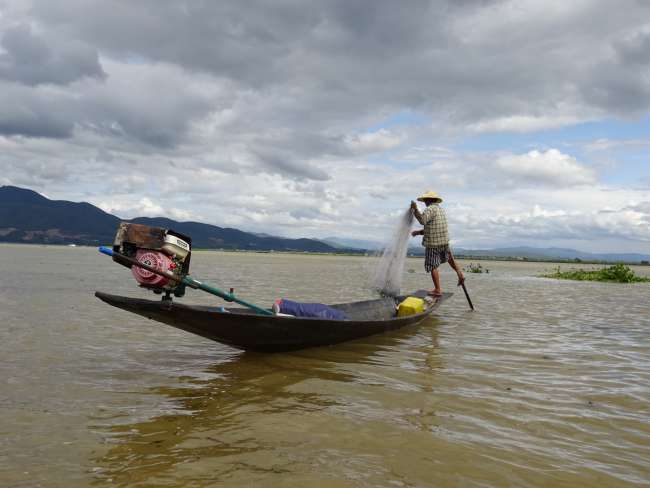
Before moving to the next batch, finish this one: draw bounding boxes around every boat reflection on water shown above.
[89,319,442,486]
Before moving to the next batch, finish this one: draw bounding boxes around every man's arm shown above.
[411,229,424,237]
[411,201,425,224]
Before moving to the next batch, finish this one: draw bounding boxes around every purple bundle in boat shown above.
[275,299,349,320]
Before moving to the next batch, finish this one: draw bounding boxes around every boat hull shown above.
[95,291,451,352]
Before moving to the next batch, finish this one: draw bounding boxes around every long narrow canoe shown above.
[95,291,452,352]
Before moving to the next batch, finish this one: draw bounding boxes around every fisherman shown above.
[410,191,464,297]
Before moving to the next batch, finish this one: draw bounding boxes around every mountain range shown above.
[452,246,650,264]
[322,234,650,263]
[1,186,648,262]
[0,186,341,253]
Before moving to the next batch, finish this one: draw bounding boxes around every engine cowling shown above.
[112,222,192,296]
[130,250,174,288]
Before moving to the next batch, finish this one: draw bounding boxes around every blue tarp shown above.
[279,299,350,320]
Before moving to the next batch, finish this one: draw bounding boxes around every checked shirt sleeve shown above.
[421,205,450,248]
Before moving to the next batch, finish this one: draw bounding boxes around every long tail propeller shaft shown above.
[98,246,273,316]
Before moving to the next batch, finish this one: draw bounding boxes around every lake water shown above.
[1,244,649,487]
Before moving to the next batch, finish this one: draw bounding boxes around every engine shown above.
[111,222,192,297]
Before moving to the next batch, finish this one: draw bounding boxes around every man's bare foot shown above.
[427,290,443,297]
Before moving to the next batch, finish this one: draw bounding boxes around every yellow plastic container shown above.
[397,296,425,317]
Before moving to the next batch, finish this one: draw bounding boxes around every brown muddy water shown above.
[1,244,649,487]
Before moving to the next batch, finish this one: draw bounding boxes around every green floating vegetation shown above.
[543,264,650,283]
[465,263,488,274]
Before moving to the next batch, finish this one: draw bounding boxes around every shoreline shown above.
[1,241,648,265]
[451,254,650,266]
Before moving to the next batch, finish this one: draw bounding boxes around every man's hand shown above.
[410,200,418,211]
[411,230,422,237]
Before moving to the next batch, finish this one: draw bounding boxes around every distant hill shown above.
[0,186,119,245]
[321,236,383,251]
[453,246,650,264]
[317,239,650,263]
[131,217,338,252]
[0,186,340,252]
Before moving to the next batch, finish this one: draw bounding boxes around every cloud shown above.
[493,149,596,187]
[468,115,584,133]
[3,1,650,150]
[249,147,330,181]
[13,0,650,130]
[448,204,650,253]
[0,0,649,252]
[96,196,191,221]
[0,23,105,86]
[584,138,650,152]
[613,24,650,66]
[447,186,650,251]
[345,129,405,154]
[623,201,650,225]
[0,84,76,138]
[0,59,223,144]
[384,148,596,191]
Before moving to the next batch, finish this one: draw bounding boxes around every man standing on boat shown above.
[410,191,464,297]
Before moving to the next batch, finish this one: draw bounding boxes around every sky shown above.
[0,0,649,253]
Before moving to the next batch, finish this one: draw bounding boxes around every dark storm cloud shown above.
[29,1,649,104]
[29,0,320,85]
[580,26,650,114]
[26,0,505,114]
[0,113,72,138]
[18,0,649,142]
[251,147,330,181]
[614,27,650,66]
[2,0,650,181]
[0,24,105,85]
[0,60,219,145]
[0,84,75,137]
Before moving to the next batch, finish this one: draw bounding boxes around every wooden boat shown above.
[95,290,452,352]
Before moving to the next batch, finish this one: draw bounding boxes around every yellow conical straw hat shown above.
[416,190,443,203]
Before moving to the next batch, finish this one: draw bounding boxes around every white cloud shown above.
[345,129,405,154]
[137,197,164,217]
[494,149,596,186]
[583,138,650,152]
[96,197,191,221]
[447,187,650,252]
[468,114,585,133]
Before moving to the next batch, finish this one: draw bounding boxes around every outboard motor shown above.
[111,222,192,297]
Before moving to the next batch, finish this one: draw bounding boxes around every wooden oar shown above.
[447,249,474,311]
[459,281,475,311]
[98,246,274,316]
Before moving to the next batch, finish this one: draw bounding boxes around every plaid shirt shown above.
[414,203,449,248]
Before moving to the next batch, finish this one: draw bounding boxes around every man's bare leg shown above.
[430,268,442,296]
[447,253,465,286]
